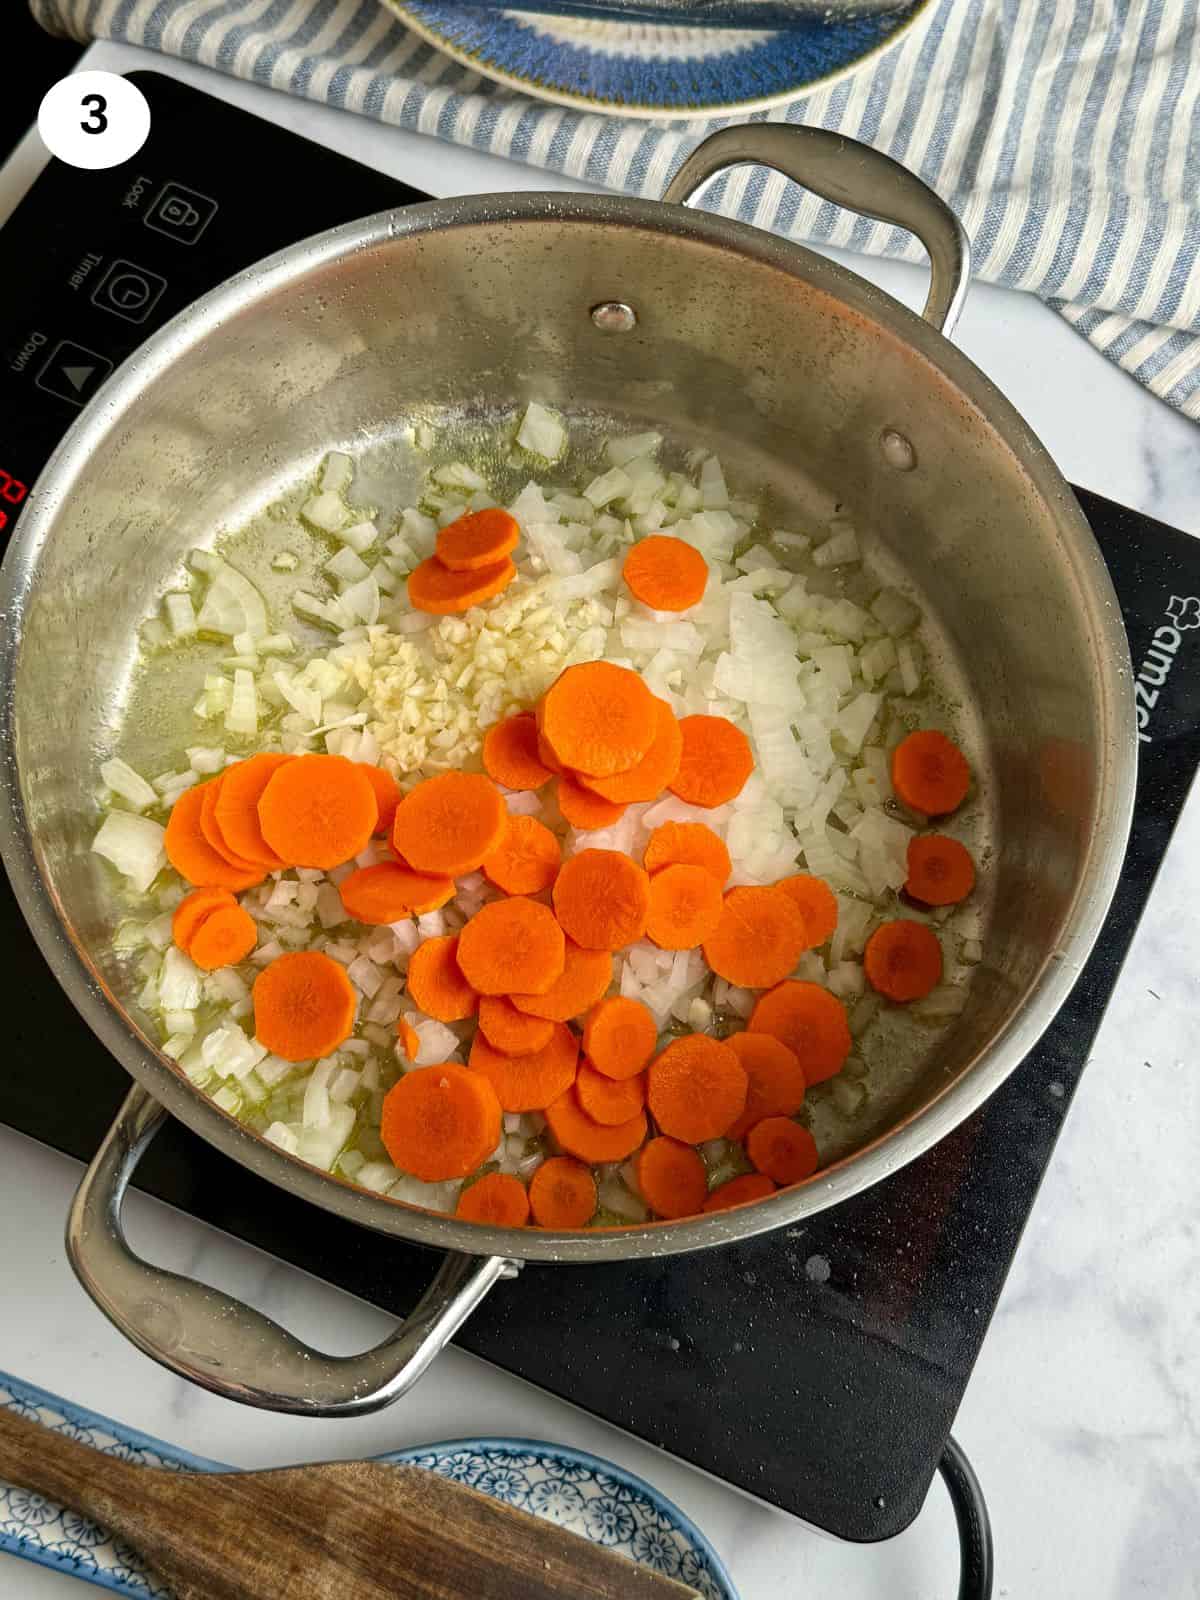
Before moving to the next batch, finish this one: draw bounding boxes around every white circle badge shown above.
[37,72,151,172]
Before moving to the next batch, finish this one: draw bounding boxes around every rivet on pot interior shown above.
[880,428,917,471]
[591,301,637,333]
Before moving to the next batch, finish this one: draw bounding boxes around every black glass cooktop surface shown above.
[3,71,1198,1542]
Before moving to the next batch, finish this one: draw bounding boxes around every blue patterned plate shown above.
[0,1373,736,1598]
[386,0,929,119]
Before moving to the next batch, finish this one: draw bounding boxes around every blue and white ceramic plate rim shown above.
[0,1371,737,1599]
[385,0,932,120]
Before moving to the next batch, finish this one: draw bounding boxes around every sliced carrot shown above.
[165,782,266,891]
[456,1172,530,1227]
[645,863,724,950]
[212,753,293,868]
[406,934,478,1022]
[482,713,554,792]
[553,849,650,951]
[199,777,264,874]
[702,1173,777,1213]
[668,715,753,808]
[257,754,377,871]
[576,1061,645,1126]
[581,996,658,1081]
[529,1156,597,1229]
[747,980,851,1086]
[622,535,709,613]
[509,939,613,1022]
[469,1022,579,1112]
[396,1018,420,1060]
[482,815,561,895]
[702,885,808,989]
[891,730,970,816]
[725,1032,806,1141]
[359,764,402,837]
[643,821,731,885]
[647,1035,747,1144]
[340,861,455,923]
[544,1087,648,1164]
[253,950,357,1063]
[538,662,658,778]
[863,918,943,1002]
[775,873,839,949]
[746,1117,820,1184]
[407,554,515,615]
[436,508,520,572]
[579,699,682,805]
[477,995,555,1056]
[557,775,627,831]
[172,886,236,954]
[537,731,566,776]
[456,897,566,997]
[635,1137,708,1220]
[380,1063,502,1182]
[391,771,508,876]
[187,902,258,971]
[905,835,976,906]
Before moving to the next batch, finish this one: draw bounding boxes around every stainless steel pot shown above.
[0,127,1135,1416]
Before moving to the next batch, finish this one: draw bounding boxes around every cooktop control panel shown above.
[0,71,422,526]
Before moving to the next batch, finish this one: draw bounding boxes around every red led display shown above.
[0,471,29,536]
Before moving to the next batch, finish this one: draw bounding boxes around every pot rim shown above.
[0,192,1137,1264]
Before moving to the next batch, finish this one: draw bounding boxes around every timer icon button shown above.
[91,258,166,324]
[35,340,114,406]
[144,182,217,245]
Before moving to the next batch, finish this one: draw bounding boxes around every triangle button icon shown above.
[63,365,95,392]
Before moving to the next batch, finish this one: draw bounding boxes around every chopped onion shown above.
[164,592,197,638]
[100,757,157,812]
[516,401,566,462]
[224,669,258,736]
[302,490,349,534]
[92,811,166,893]
[196,558,268,640]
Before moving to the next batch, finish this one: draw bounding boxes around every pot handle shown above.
[66,1084,521,1416]
[662,124,971,338]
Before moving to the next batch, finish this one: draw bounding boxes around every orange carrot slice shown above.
[905,835,976,906]
[557,775,627,831]
[396,1018,420,1060]
[407,554,515,615]
[482,815,561,895]
[863,919,943,1002]
[391,771,508,877]
[581,996,658,1081]
[745,1117,819,1184]
[257,754,377,871]
[476,995,555,1056]
[406,934,479,1022]
[702,885,808,988]
[380,1063,502,1182]
[340,861,455,923]
[643,821,731,885]
[646,1035,747,1143]
[538,662,658,778]
[469,1022,579,1112]
[252,951,356,1062]
[529,1156,597,1229]
[747,981,851,1086]
[187,902,258,971]
[456,897,566,997]
[436,508,520,572]
[635,1137,708,1219]
[544,1087,647,1165]
[725,1032,806,1141]
[702,1173,777,1212]
[165,783,266,892]
[171,886,236,954]
[668,715,753,807]
[509,940,613,1022]
[576,1061,646,1126]
[456,1172,530,1226]
[578,699,682,805]
[482,713,555,792]
[775,873,839,948]
[891,730,970,816]
[199,777,264,875]
[553,849,650,951]
[213,753,293,868]
[645,862,724,950]
[622,535,709,613]
[359,764,402,837]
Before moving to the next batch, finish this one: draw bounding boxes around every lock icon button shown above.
[143,182,217,245]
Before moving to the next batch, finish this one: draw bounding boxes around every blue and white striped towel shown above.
[33,0,1200,418]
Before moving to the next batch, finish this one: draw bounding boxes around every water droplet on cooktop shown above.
[805,1254,831,1283]
[880,428,917,471]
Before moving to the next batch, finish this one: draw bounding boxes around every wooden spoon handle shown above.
[0,1404,146,1536]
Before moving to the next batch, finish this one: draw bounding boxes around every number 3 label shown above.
[38,72,150,171]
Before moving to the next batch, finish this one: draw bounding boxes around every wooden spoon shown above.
[0,1405,701,1599]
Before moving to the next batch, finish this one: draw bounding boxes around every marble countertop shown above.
[2,40,1198,1600]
